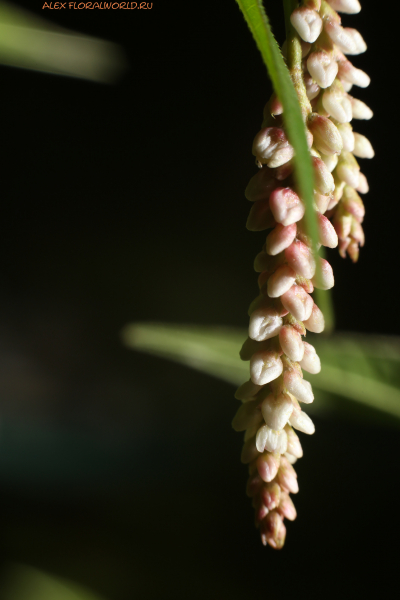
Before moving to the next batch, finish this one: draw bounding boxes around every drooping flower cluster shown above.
[233,0,372,549]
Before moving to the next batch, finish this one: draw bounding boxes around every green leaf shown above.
[235,0,334,330]
[122,322,400,422]
[0,1,126,82]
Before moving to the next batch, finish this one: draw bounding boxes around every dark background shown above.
[0,1,398,598]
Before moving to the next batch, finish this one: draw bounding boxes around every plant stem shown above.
[283,0,312,120]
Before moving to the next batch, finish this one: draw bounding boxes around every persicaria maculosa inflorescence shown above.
[233,0,372,549]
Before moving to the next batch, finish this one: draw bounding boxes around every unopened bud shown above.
[308,113,343,155]
[307,50,338,88]
[260,511,286,549]
[342,28,367,55]
[336,122,355,152]
[324,18,357,54]
[260,481,281,510]
[252,127,294,168]
[249,305,283,342]
[349,96,373,120]
[342,185,365,222]
[289,409,315,434]
[353,132,375,158]
[304,73,321,100]
[266,223,297,256]
[256,424,287,454]
[261,392,294,430]
[267,264,297,298]
[284,370,314,404]
[256,452,280,482]
[245,167,277,202]
[312,257,335,290]
[303,303,325,333]
[290,7,323,43]
[285,424,303,458]
[250,350,283,386]
[280,285,314,322]
[279,325,305,362]
[317,213,338,247]
[315,190,332,212]
[338,60,370,88]
[241,437,259,464]
[321,153,339,173]
[278,492,297,521]
[269,187,305,226]
[335,151,360,187]
[277,456,299,494]
[232,400,262,432]
[265,93,283,117]
[347,239,360,262]
[313,156,335,193]
[350,218,365,246]
[299,342,321,374]
[235,379,263,402]
[326,0,361,14]
[322,81,352,123]
[246,198,276,231]
[356,172,369,194]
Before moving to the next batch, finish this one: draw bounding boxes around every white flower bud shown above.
[280,285,314,322]
[321,153,338,173]
[336,122,355,152]
[289,410,315,434]
[245,167,277,202]
[326,0,361,14]
[303,303,325,333]
[256,425,287,454]
[235,379,263,401]
[353,132,374,158]
[317,213,338,248]
[285,240,316,279]
[285,425,303,458]
[342,28,367,55]
[267,264,297,298]
[250,350,283,385]
[232,400,261,432]
[314,191,332,213]
[307,113,343,155]
[313,156,335,193]
[283,452,297,465]
[284,371,314,404]
[299,342,321,374]
[336,151,360,187]
[304,73,320,100]
[322,84,352,123]
[266,223,297,256]
[349,96,373,120]
[252,127,294,168]
[307,51,338,89]
[356,172,369,194]
[324,18,357,54]
[249,305,283,342]
[312,257,334,290]
[338,60,370,88]
[279,325,305,362]
[261,392,294,430]
[290,7,323,43]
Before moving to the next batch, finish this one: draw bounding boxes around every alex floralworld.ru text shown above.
[42,2,153,9]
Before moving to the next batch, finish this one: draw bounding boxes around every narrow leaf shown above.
[235,0,334,330]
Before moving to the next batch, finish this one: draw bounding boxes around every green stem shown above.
[283,0,312,119]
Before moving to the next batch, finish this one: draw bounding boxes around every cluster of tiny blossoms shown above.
[233,0,372,549]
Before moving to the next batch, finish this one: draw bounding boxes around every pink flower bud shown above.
[246,198,276,231]
[312,257,334,290]
[264,93,283,117]
[285,240,316,279]
[260,511,286,549]
[285,424,303,458]
[275,159,295,181]
[299,342,321,374]
[342,28,367,55]
[246,471,262,497]
[261,392,294,430]
[338,60,370,87]
[232,400,262,432]
[335,151,360,187]
[245,167,278,202]
[326,0,361,14]
[347,239,360,262]
[277,456,299,494]
[342,186,365,222]
[267,264,297,298]
[283,370,314,404]
[307,113,343,155]
[349,96,373,120]
[280,285,314,322]
[249,305,283,341]
[303,303,325,333]
[356,172,369,194]
[277,492,297,521]
[252,127,294,168]
[353,132,375,158]
[235,379,263,401]
[304,73,320,100]
[253,498,269,524]
[350,218,365,246]
[279,325,304,362]
[269,187,305,226]
[260,481,281,510]
[256,452,280,482]
[317,213,338,247]
[322,82,352,122]
[324,18,357,54]
[307,51,338,88]
[313,156,335,193]
[289,409,315,434]
[266,223,297,256]
[290,7,323,43]
[336,122,355,152]
[250,350,283,385]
